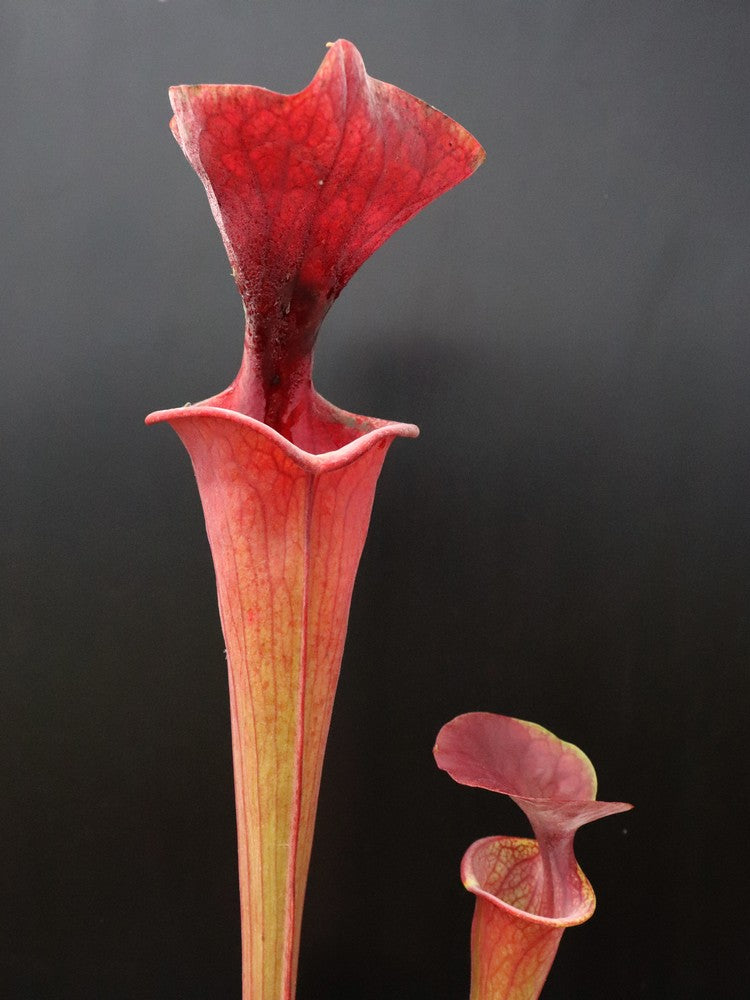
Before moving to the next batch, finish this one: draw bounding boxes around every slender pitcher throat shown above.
[227,318,317,440]
[230,270,332,437]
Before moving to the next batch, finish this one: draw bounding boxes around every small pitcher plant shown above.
[435,713,632,1000]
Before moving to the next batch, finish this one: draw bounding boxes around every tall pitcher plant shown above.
[148,40,484,1000]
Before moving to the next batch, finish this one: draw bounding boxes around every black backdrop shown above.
[2,2,749,998]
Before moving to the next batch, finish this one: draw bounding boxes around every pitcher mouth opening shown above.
[146,394,419,475]
[461,836,596,929]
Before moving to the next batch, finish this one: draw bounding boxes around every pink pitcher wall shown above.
[2,2,748,998]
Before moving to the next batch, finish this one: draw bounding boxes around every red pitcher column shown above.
[148,40,483,1000]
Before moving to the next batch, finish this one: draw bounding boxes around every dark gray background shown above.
[2,1,748,997]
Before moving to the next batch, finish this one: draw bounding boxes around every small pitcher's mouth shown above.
[462,836,596,928]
